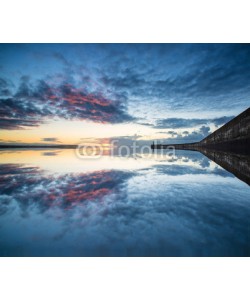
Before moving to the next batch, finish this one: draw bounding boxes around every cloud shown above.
[155,116,233,129]
[160,126,212,143]
[199,125,210,136]
[41,137,60,143]
[53,52,71,68]
[0,78,13,96]
[0,118,41,130]
[137,122,153,127]
[98,44,250,115]
[0,78,134,129]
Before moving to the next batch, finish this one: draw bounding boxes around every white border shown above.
[0,0,250,42]
[0,258,249,300]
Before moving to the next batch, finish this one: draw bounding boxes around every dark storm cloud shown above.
[0,78,134,129]
[155,116,233,129]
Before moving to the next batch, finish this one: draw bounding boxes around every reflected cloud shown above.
[42,151,61,156]
[0,164,133,216]
[154,164,233,177]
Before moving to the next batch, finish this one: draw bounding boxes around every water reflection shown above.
[0,150,249,256]
[0,164,132,215]
[42,151,61,156]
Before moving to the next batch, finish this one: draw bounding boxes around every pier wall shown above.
[200,107,250,153]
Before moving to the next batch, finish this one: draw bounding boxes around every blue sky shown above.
[0,44,249,144]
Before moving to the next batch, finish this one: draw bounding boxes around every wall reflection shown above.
[199,149,250,185]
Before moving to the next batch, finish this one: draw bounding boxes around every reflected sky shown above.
[0,150,249,256]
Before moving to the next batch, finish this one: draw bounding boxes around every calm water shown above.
[0,149,249,256]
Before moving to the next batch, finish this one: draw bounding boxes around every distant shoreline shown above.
[0,145,77,149]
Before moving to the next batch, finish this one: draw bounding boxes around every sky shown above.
[0,43,249,145]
